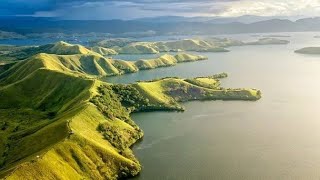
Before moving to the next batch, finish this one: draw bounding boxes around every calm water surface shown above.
[109,32,320,179]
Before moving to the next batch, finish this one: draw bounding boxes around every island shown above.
[294,47,320,54]
[0,31,25,40]
[0,37,291,64]
[0,41,261,179]
[245,38,290,45]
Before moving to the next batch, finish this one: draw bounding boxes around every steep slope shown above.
[0,44,262,179]
[117,43,159,54]
[91,46,118,56]
[0,52,207,85]
[133,77,261,110]
[0,64,143,179]
[48,41,95,55]
[0,53,120,85]
[133,53,207,70]
[160,39,212,51]
[2,41,99,61]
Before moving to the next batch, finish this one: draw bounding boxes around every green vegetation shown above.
[0,54,142,179]
[246,38,290,45]
[0,44,55,61]
[91,38,136,48]
[0,41,262,179]
[134,76,261,107]
[133,53,207,70]
[110,59,138,74]
[0,63,16,74]
[117,43,159,54]
[97,37,288,55]
[294,47,320,54]
[110,84,150,112]
[0,41,102,62]
[91,46,118,56]
[0,41,207,78]
[112,38,237,54]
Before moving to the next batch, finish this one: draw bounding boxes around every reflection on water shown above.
[104,32,320,179]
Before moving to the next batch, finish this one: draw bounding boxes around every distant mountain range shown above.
[0,16,320,36]
[134,15,302,24]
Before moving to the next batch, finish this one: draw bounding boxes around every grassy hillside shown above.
[161,39,212,51]
[0,43,207,79]
[133,53,207,70]
[48,41,95,55]
[114,39,230,54]
[91,46,118,56]
[133,77,261,110]
[0,42,261,179]
[0,41,102,62]
[117,43,159,54]
[0,53,120,85]
[0,67,143,179]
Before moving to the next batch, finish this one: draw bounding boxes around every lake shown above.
[105,32,320,179]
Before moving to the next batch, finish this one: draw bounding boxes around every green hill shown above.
[113,39,231,54]
[133,77,261,111]
[0,52,207,84]
[91,46,118,56]
[0,64,143,179]
[0,53,120,85]
[117,43,159,54]
[48,41,95,55]
[133,53,207,70]
[1,41,100,62]
[0,41,262,179]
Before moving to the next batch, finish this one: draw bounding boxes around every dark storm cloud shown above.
[0,0,54,15]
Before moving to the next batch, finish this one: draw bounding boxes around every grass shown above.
[115,39,235,54]
[0,70,142,179]
[0,53,121,85]
[91,46,118,56]
[134,77,261,106]
[133,53,207,70]
[0,41,262,179]
[118,43,159,54]
[195,77,218,84]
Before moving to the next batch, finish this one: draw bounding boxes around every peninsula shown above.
[0,41,261,179]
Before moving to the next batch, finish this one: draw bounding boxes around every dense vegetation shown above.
[111,84,150,112]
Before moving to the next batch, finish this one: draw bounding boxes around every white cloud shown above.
[29,0,320,19]
[217,0,320,17]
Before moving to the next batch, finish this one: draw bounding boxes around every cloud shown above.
[1,0,320,19]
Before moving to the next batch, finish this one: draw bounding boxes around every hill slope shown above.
[0,64,143,179]
[0,43,261,179]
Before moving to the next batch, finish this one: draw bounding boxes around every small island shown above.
[246,38,290,45]
[294,47,320,54]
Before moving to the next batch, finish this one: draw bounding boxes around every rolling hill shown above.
[0,41,261,179]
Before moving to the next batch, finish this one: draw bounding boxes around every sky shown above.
[0,0,320,20]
